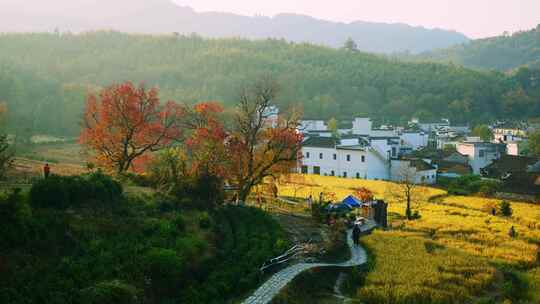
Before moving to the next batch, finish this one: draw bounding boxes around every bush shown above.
[173,215,186,233]
[80,280,139,304]
[499,200,513,217]
[143,248,186,300]
[198,212,211,229]
[29,172,123,210]
[172,174,224,210]
[445,175,501,196]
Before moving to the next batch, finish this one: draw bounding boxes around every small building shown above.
[300,120,327,132]
[457,138,506,175]
[390,158,438,185]
[300,136,390,180]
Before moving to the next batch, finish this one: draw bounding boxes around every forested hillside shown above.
[411,25,540,71]
[0,32,538,137]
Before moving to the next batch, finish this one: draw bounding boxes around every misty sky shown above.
[174,0,540,38]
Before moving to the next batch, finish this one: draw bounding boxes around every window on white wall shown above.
[343,172,347,178]
[306,152,310,158]
[347,155,351,162]
[319,153,323,159]
[361,155,365,162]
[333,154,337,160]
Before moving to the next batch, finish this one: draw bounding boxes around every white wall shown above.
[507,143,519,156]
[400,132,429,150]
[390,160,437,185]
[300,120,327,132]
[300,146,390,180]
[494,133,522,143]
[457,143,502,175]
[352,118,372,135]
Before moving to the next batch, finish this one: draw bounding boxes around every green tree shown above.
[498,200,513,217]
[472,124,493,142]
[327,117,339,138]
[528,130,540,157]
[343,37,358,52]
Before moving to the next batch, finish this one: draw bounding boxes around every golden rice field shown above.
[359,230,497,304]
[278,175,540,303]
[276,174,446,202]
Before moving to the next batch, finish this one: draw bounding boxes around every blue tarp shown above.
[342,195,362,208]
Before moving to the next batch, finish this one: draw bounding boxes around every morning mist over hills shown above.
[0,0,469,54]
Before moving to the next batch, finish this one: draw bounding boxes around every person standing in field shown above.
[353,224,361,245]
[43,163,51,179]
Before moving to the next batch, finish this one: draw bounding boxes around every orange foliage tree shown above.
[80,82,183,174]
[183,102,228,178]
[226,78,303,202]
[354,187,374,202]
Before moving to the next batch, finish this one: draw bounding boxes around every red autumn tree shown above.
[227,77,303,202]
[183,102,228,178]
[80,82,183,174]
[354,187,374,202]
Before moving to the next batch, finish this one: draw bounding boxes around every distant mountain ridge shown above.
[0,0,469,54]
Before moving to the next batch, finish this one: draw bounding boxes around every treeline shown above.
[0,31,539,136]
[408,25,540,71]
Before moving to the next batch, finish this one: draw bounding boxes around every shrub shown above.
[446,175,501,196]
[198,212,211,229]
[79,280,139,304]
[143,248,186,300]
[173,215,186,233]
[172,174,224,210]
[499,200,513,217]
[29,172,123,210]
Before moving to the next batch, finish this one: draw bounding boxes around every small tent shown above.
[342,195,362,208]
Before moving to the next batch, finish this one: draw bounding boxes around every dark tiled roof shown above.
[483,155,538,178]
[434,160,473,175]
[302,137,337,148]
[410,159,437,171]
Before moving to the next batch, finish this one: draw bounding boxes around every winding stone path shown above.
[242,223,375,304]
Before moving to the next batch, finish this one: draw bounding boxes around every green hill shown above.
[0,32,538,137]
[411,25,540,71]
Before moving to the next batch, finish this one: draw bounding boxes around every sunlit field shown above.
[360,230,497,303]
[276,174,446,202]
[278,174,540,303]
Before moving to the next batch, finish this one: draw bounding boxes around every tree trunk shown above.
[238,185,251,204]
[406,193,412,220]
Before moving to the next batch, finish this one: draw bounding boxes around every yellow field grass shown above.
[360,230,497,303]
[439,195,540,230]
[277,174,446,202]
[279,175,540,302]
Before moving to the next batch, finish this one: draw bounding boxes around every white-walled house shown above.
[457,138,506,175]
[300,136,392,180]
[390,159,438,185]
[399,131,429,151]
[300,120,327,132]
[493,130,524,144]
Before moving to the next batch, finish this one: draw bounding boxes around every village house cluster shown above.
[297,117,540,194]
